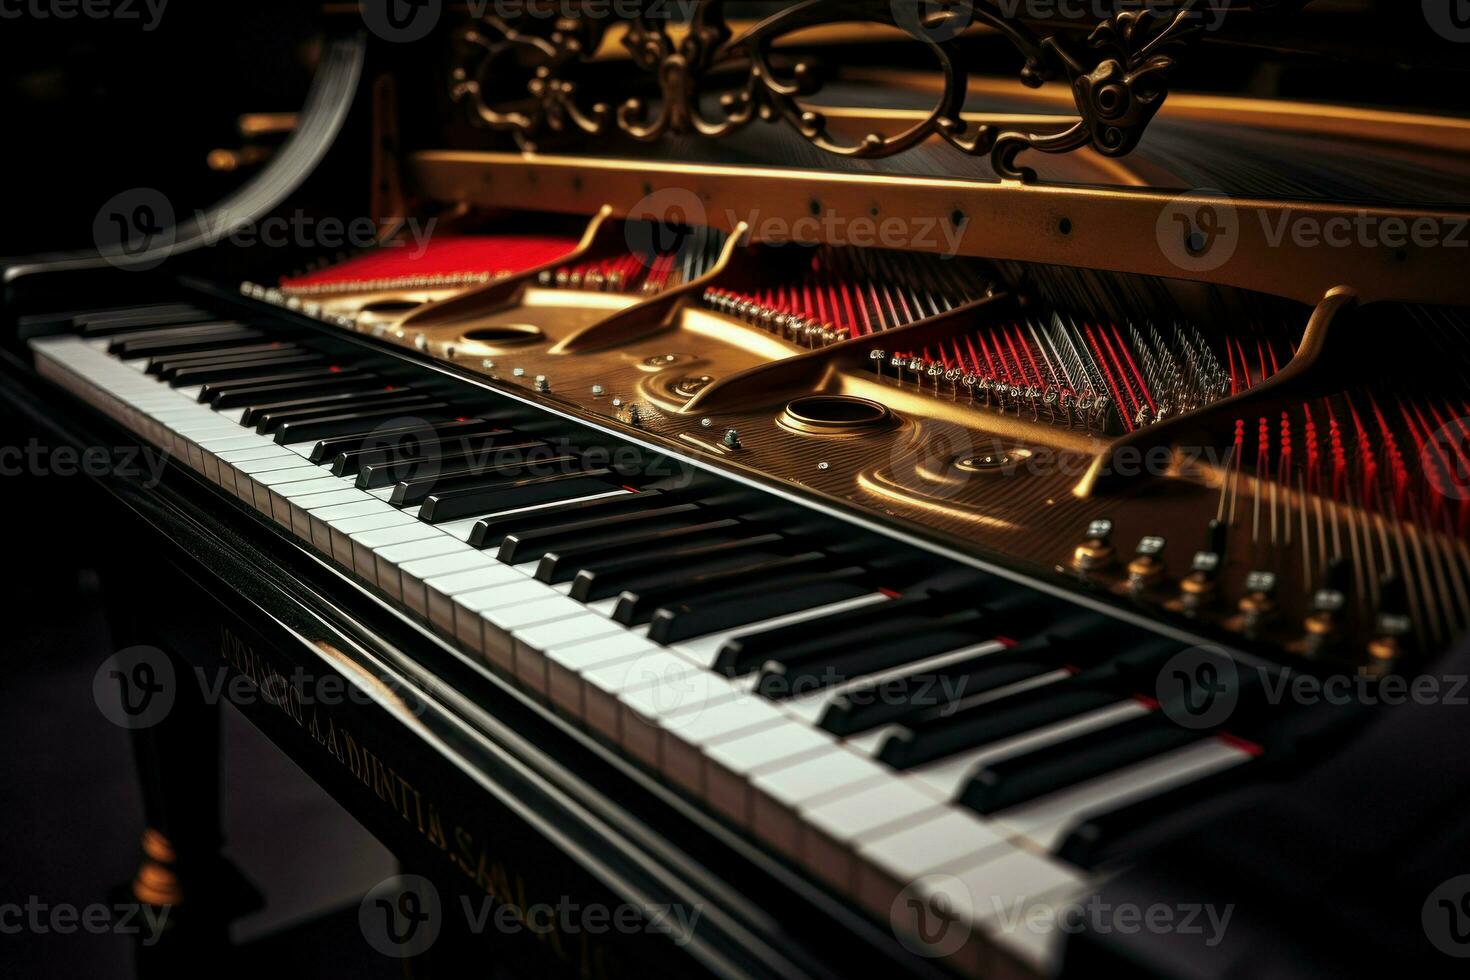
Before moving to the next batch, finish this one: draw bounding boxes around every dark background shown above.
[0,1,1467,977]
[0,4,401,978]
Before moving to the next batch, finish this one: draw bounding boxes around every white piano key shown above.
[543,633,661,720]
[579,649,699,743]
[477,594,586,674]
[288,489,375,539]
[398,551,498,619]
[703,722,834,827]
[512,614,625,695]
[373,537,472,600]
[855,809,1011,921]
[350,522,446,581]
[617,669,738,770]
[749,749,889,857]
[906,849,1086,978]
[422,564,526,635]
[800,779,945,891]
[451,578,558,651]
[657,694,786,795]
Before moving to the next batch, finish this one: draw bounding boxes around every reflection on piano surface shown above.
[6,2,1470,978]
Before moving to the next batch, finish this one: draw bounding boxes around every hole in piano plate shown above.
[459,324,544,345]
[780,395,893,434]
[358,299,424,314]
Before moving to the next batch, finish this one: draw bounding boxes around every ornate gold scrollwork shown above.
[449,0,1306,182]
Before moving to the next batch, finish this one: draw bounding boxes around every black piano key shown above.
[332,429,514,477]
[146,342,301,374]
[102,321,245,349]
[274,402,452,445]
[755,615,990,700]
[714,593,942,678]
[419,472,617,524]
[817,613,1104,736]
[200,366,362,405]
[164,353,326,385]
[878,683,1121,770]
[112,328,267,359]
[306,418,493,464]
[647,568,870,645]
[569,534,787,602]
[251,389,433,430]
[959,711,1206,814]
[498,503,705,564]
[74,306,213,335]
[356,441,543,489]
[1055,760,1259,870]
[535,518,744,584]
[612,551,835,626]
[820,637,1068,737]
[468,487,704,550]
[205,371,376,406]
[877,641,1180,769]
[389,454,582,507]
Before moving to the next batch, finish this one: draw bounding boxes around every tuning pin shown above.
[1072,518,1116,573]
[1238,570,1279,627]
[869,349,887,379]
[1303,555,1353,649]
[1179,519,1227,609]
[1127,535,1167,589]
[1367,574,1414,673]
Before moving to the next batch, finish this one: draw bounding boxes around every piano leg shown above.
[110,637,261,973]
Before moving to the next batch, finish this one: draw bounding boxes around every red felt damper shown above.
[278,234,580,289]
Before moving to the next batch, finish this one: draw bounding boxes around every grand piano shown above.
[5,2,1470,977]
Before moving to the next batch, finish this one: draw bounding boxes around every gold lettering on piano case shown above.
[218,625,614,978]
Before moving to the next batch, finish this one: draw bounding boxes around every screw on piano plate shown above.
[534,375,550,393]
[817,461,830,471]
[591,384,605,396]
[414,334,428,351]
[611,397,623,408]
[700,418,712,428]
[722,428,742,450]
[512,367,526,377]
[481,359,495,370]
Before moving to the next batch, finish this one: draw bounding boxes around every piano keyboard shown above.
[29,302,1351,979]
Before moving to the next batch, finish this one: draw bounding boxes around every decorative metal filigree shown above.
[449,0,1307,182]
